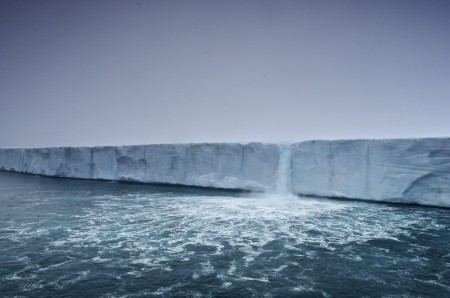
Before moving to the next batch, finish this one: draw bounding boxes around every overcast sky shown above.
[1,0,449,148]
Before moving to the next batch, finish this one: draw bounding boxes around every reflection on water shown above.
[0,171,449,297]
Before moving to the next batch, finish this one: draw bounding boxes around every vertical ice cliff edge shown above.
[0,143,280,192]
[0,138,449,207]
[290,138,450,208]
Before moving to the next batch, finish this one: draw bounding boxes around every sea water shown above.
[0,171,449,297]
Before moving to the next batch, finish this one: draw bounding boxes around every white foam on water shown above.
[238,276,269,283]
[413,279,450,291]
[35,192,432,284]
[92,256,112,263]
[200,261,215,275]
[151,282,184,296]
[227,262,237,275]
[2,178,449,297]
[20,281,44,292]
[273,264,289,272]
[50,270,91,290]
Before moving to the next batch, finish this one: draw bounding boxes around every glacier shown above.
[0,138,449,207]
[0,143,281,192]
[291,138,450,208]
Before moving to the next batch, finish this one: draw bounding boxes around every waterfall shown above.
[275,143,292,194]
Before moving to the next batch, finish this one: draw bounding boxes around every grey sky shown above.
[1,0,449,148]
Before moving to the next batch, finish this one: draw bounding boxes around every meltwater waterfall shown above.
[275,144,292,195]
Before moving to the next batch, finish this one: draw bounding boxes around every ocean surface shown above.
[0,171,449,297]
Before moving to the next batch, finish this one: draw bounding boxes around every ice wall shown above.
[291,138,450,207]
[0,143,280,191]
[1,138,449,207]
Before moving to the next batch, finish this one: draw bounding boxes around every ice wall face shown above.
[0,143,280,192]
[1,138,449,207]
[291,138,450,207]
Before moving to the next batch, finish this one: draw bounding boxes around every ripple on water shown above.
[1,174,450,297]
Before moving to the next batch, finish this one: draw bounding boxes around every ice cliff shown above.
[0,143,280,192]
[291,138,450,208]
[0,138,449,207]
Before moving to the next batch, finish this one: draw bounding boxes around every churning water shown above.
[0,171,450,297]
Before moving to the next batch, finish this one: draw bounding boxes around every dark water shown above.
[0,172,449,297]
